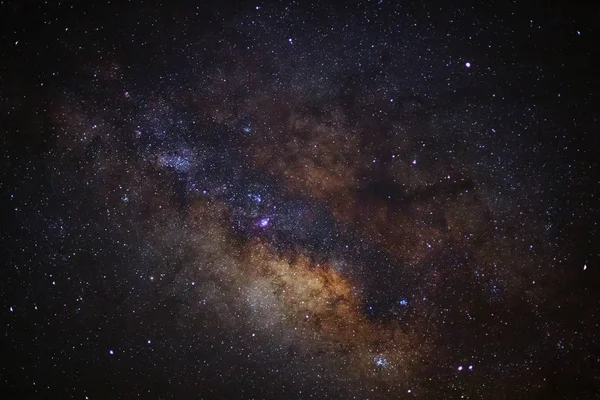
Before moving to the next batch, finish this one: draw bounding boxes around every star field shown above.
[1,1,599,399]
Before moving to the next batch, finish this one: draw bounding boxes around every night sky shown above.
[1,1,599,399]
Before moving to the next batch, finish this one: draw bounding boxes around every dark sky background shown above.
[1,1,599,399]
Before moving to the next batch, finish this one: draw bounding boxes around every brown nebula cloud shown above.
[173,199,430,386]
[41,41,564,397]
[252,110,362,200]
[248,103,494,268]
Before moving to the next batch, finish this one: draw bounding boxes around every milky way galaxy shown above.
[2,1,599,399]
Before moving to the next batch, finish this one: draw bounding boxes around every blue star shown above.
[248,193,262,203]
[259,218,270,227]
[374,355,388,368]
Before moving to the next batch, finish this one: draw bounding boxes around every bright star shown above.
[374,355,388,367]
[259,218,270,227]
